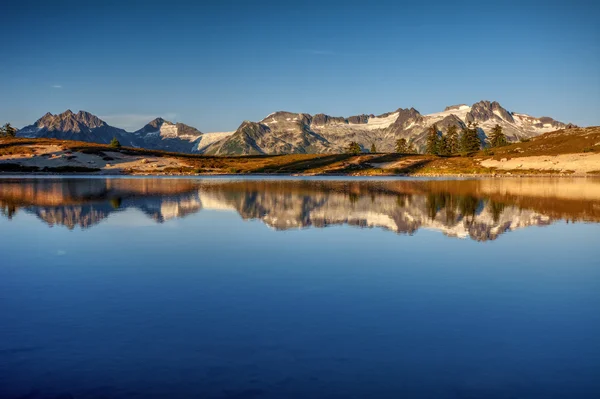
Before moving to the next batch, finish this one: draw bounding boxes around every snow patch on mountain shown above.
[425,106,472,123]
[195,131,235,152]
[159,123,179,139]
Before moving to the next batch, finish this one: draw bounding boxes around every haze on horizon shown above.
[1,0,599,132]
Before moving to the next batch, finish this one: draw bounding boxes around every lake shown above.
[1,176,599,399]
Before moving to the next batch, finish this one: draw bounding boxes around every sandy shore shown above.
[480,153,600,174]
[0,144,190,173]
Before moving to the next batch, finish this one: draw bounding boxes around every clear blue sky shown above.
[1,0,599,132]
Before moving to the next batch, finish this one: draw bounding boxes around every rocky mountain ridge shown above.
[17,101,572,155]
[18,110,203,153]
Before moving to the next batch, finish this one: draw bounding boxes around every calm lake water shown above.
[1,176,599,399]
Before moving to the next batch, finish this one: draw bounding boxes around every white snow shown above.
[159,123,179,138]
[364,112,398,129]
[493,110,505,120]
[195,131,235,152]
[425,106,472,123]
[339,112,399,131]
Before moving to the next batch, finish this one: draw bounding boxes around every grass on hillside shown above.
[1,126,599,176]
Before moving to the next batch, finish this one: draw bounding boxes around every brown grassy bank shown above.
[1,126,599,176]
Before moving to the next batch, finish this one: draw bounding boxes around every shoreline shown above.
[1,171,598,178]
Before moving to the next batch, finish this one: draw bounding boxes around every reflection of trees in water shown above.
[458,195,480,225]
[0,178,598,239]
[1,201,17,220]
[489,200,506,224]
[396,193,411,208]
[425,192,483,224]
[110,197,122,209]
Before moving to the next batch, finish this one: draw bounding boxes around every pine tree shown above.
[395,138,408,153]
[347,141,361,155]
[370,143,377,153]
[489,124,507,147]
[110,137,122,149]
[460,122,481,153]
[446,125,459,154]
[426,124,439,155]
[5,123,16,137]
[408,142,418,154]
[438,134,450,156]
[1,123,17,138]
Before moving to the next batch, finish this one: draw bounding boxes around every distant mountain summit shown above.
[134,118,202,138]
[132,118,202,152]
[18,110,127,144]
[17,101,572,155]
[18,111,204,152]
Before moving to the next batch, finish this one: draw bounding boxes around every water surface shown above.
[1,176,599,398]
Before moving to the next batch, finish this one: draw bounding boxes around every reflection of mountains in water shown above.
[1,178,599,240]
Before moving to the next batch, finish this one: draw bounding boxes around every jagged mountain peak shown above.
[134,118,202,143]
[17,109,125,144]
[444,104,469,112]
[261,111,312,125]
[149,117,166,125]
[139,117,169,132]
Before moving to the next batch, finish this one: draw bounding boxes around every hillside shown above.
[1,126,599,176]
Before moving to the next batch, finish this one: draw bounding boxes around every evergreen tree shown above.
[370,143,377,153]
[438,134,450,156]
[446,125,459,154]
[460,122,481,153]
[1,123,17,138]
[5,123,16,137]
[347,141,361,155]
[489,124,507,147]
[426,124,439,155]
[110,137,122,149]
[395,138,408,153]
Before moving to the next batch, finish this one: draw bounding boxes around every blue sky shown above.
[1,0,599,132]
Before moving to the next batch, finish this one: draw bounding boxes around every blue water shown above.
[0,177,599,398]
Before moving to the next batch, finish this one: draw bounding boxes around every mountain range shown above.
[17,101,574,155]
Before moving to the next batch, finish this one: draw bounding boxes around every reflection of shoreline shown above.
[0,178,598,240]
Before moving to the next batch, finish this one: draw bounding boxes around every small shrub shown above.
[582,147,595,153]
[109,137,121,149]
